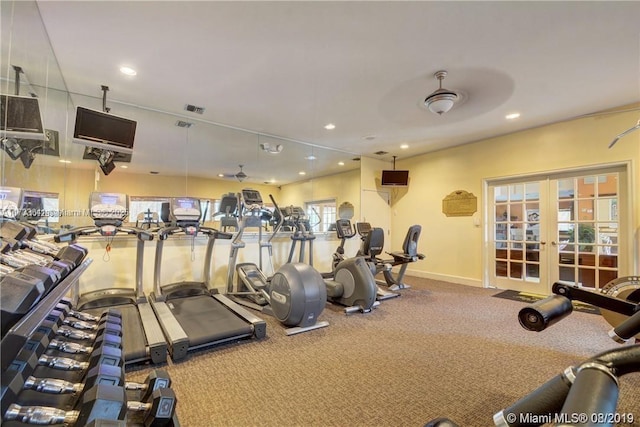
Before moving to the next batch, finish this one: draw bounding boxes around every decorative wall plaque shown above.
[442,190,477,217]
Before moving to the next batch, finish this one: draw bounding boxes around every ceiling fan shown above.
[233,164,247,182]
[218,164,249,182]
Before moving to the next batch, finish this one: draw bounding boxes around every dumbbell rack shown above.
[1,253,181,425]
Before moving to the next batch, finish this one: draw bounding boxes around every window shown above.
[22,190,59,224]
[129,196,218,226]
[129,196,170,225]
[305,199,336,233]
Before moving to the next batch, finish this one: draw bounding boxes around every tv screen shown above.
[73,107,137,152]
[381,170,409,186]
[0,94,47,140]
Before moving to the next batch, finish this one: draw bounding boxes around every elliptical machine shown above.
[226,189,329,336]
[284,205,379,314]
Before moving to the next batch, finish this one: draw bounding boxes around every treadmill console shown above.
[170,197,201,222]
[89,192,129,221]
[241,189,263,207]
[0,186,22,219]
[336,219,355,239]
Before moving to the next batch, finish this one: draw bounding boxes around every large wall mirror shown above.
[2,1,361,238]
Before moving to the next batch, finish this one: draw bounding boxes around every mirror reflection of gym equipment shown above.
[226,189,329,335]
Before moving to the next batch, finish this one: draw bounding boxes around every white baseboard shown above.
[405,268,484,288]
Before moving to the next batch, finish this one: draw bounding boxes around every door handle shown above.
[551,241,558,246]
[540,241,546,245]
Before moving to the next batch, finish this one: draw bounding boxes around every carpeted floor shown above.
[126,277,639,427]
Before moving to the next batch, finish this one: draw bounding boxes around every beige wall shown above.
[280,168,360,210]
[385,107,639,286]
[5,108,638,290]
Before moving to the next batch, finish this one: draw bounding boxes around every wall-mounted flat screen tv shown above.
[381,170,409,186]
[73,107,137,154]
[0,94,47,141]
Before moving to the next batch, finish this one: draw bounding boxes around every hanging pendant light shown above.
[424,70,458,115]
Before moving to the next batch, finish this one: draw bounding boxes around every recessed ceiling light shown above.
[305,155,316,160]
[324,123,335,130]
[506,112,520,120]
[58,159,71,164]
[120,165,128,169]
[218,173,224,177]
[400,144,409,149]
[338,161,345,166]
[363,135,376,141]
[299,171,306,175]
[270,178,276,183]
[120,66,137,76]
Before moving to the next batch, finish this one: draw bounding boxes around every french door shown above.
[488,166,628,294]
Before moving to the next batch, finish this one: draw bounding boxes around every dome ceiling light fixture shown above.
[424,70,459,115]
[235,164,247,182]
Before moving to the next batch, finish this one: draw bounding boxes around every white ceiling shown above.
[5,1,640,184]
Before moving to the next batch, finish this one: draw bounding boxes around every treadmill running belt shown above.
[84,303,148,363]
[167,295,253,347]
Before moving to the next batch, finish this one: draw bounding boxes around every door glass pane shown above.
[496,261,507,277]
[578,176,596,197]
[555,173,619,289]
[496,204,508,221]
[510,262,523,279]
[597,174,617,197]
[509,203,523,221]
[510,184,524,201]
[577,199,594,221]
[599,270,617,286]
[579,268,595,288]
[495,186,508,202]
[559,266,575,282]
[525,182,540,201]
[558,179,574,199]
[526,263,539,280]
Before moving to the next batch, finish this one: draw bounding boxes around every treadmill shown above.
[56,192,168,365]
[149,197,266,361]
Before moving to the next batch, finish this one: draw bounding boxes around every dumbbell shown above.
[2,364,124,415]
[15,264,61,293]
[55,300,102,323]
[1,346,125,416]
[4,384,177,426]
[126,387,177,427]
[38,345,124,371]
[0,271,47,335]
[53,301,122,325]
[33,315,122,350]
[39,308,123,339]
[0,263,13,275]
[4,383,128,426]
[22,367,169,400]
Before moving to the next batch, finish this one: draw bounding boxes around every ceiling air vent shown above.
[374,151,388,156]
[175,120,193,128]
[184,104,205,114]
